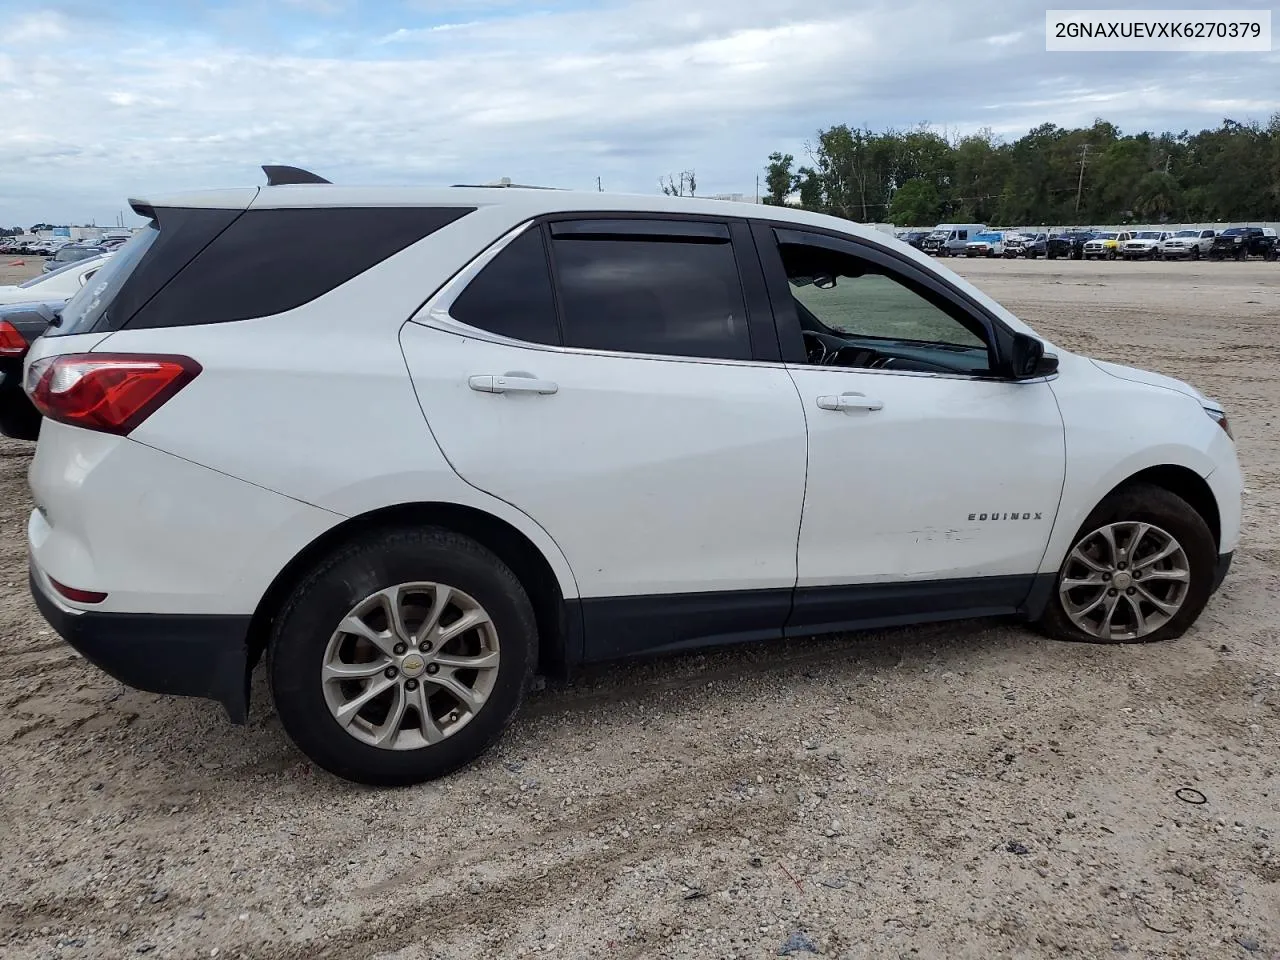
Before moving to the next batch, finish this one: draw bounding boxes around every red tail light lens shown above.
[0,320,28,357]
[49,577,108,604]
[25,353,201,435]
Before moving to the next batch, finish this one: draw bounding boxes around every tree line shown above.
[763,117,1280,226]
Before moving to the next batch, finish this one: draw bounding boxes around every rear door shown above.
[400,216,809,659]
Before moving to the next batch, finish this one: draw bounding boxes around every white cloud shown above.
[5,11,72,44]
[0,0,1276,225]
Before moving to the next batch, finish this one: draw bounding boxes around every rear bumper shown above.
[30,564,252,723]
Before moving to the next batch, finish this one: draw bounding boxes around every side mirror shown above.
[1009,332,1059,380]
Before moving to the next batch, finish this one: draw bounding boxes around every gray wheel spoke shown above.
[323,658,390,682]
[1061,575,1106,592]
[1135,584,1180,615]
[1125,522,1151,560]
[1136,567,1189,583]
[1072,590,1110,618]
[432,649,500,671]
[1096,525,1119,566]
[338,615,399,658]
[333,675,397,728]
[437,608,491,646]
[373,585,415,645]
[1099,593,1121,635]
[426,670,484,712]
[413,585,452,646]
[413,685,445,744]
[1123,593,1148,634]
[1134,539,1181,570]
[1069,546,1110,574]
[371,684,409,746]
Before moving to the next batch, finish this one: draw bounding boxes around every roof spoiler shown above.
[262,165,331,186]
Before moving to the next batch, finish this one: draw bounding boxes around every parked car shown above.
[42,242,107,273]
[1159,229,1216,260]
[0,254,110,305]
[1046,231,1095,260]
[899,230,931,250]
[1120,231,1172,260]
[24,171,1241,786]
[1006,233,1048,259]
[965,231,1005,257]
[921,223,986,257]
[0,299,63,440]
[1208,226,1278,261]
[1083,231,1134,260]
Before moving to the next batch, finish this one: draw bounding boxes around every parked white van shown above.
[922,224,987,257]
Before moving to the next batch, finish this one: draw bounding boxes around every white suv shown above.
[23,168,1242,785]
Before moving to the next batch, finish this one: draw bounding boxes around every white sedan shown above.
[0,254,111,306]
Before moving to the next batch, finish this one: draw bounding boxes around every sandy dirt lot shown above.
[1,256,1278,960]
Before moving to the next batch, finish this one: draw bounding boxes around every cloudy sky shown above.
[1,0,1277,226]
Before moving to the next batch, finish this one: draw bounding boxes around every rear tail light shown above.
[0,320,28,357]
[48,577,108,605]
[24,353,201,436]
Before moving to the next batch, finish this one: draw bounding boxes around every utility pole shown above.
[755,174,760,204]
[1074,144,1090,215]
[596,176,602,192]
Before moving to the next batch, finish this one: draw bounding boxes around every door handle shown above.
[469,374,559,395]
[816,392,884,412]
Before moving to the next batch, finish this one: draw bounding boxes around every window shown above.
[778,239,993,376]
[550,232,751,360]
[451,227,559,345]
[126,206,474,329]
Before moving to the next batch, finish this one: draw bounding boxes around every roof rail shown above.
[262,165,331,186]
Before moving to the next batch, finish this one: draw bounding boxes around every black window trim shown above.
[749,220,1028,381]
[424,212,782,365]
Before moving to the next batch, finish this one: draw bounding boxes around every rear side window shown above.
[450,228,560,345]
[549,233,751,360]
[50,227,161,336]
[129,206,473,328]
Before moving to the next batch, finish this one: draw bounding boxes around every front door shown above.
[752,225,1067,632]
[401,217,808,658]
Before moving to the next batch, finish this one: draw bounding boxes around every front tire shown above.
[1039,484,1216,645]
[269,527,537,786]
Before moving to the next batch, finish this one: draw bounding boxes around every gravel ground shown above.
[1,256,1278,960]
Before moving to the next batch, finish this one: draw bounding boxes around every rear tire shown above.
[269,527,537,785]
[1190,246,1200,261]
[1038,484,1217,645]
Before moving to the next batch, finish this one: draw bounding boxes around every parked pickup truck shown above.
[1208,227,1278,261]
[965,231,1005,257]
[1119,231,1172,260]
[1046,231,1094,260]
[1083,231,1133,260]
[1159,229,1216,260]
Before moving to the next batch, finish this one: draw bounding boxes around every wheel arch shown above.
[1107,464,1220,548]
[1026,461,1222,620]
[246,501,580,684]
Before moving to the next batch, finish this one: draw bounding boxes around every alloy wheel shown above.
[321,582,501,749]
[1058,522,1191,640]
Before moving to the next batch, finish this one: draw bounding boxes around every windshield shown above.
[1221,228,1247,236]
[52,245,102,263]
[50,225,158,336]
[1135,232,1161,239]
[1173,230,1197,237]
[1095,233,1117,240]
[972,233,1001,242]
